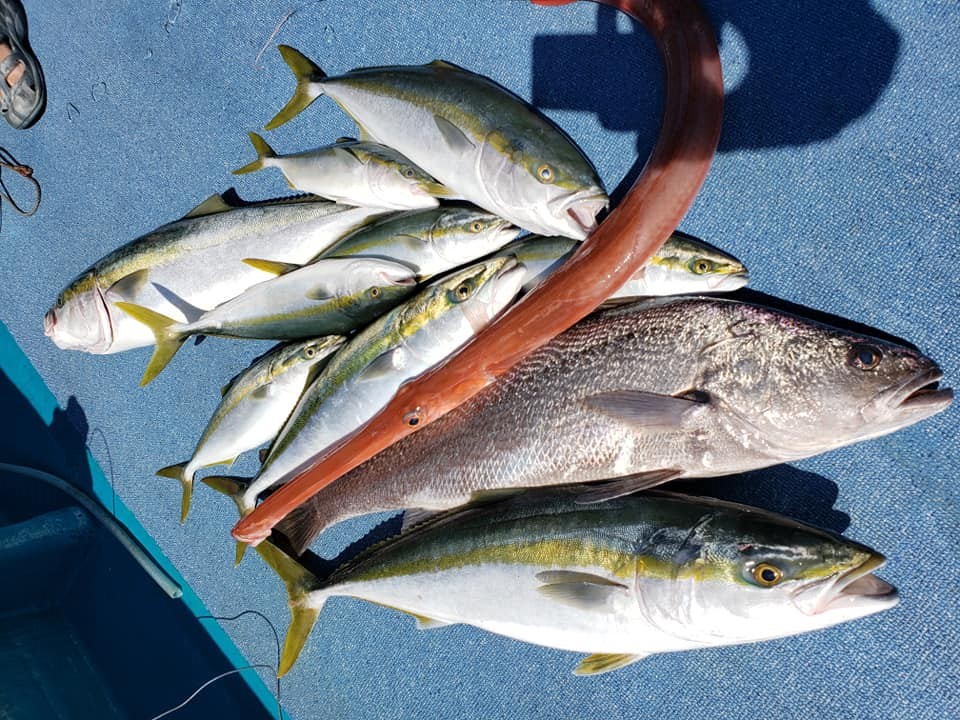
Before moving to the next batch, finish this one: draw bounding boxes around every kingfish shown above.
[278,295,953,552]
[44,192,387,354]
[315,205,520,278]
[116,257,416,385]
[229,485,898,676]
[511,231,748,297]
[266,46,608,239]
[211,255,526,563]
[233,133,451,210]
[157,336,344,525]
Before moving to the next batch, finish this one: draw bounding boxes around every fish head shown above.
[693,302,952,458]
[365,147,445,210]
[341,259,420,318]
[639,499,897,644]
[273,336,346,375]
[428,207,520,268]
[642,234,749,294]
[478,128,607,239]
[44,271,114,353]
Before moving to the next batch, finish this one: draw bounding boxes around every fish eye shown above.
[304,346,317,358]
[535,164,555,183]
[368,287,382,299]
[402,167,416,178]
[690,258,715,275]
[469,221,484,233]
[751,563,784,587]
[55,296,65,309]
[848,343,882,371]
[450,282,473,302]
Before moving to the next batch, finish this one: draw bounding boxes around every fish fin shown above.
[275,500,326,555]
[112,302,186,386]
[535,571,627,612]
[422,181,455,198]
[335,136,357,144]
[254,541,325,676]
[304,286,334,301]
[358,347,402,382]
[574,653,648,676]
[265,45,327,131]
[427,59,463,71]
[243,257,301,276]
[202,475,255,565]
[194,334,207,346]
[400,507,442,532]
[183,192,235,219]
[106,269,150,301]
[233,132,278,175]
[574,470,684,505]
[338,145,368,166]
[258,447,270,464]
[414,615,452,630]
[582,390,706,428]
[434,115,476,152]
[251,385,275,400]
[156,462,193,524]
[151,283,207,324]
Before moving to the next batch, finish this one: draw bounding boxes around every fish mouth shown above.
[550,190,608,238]
[886,368,953,413]
[706,271,749,291]
[794,552,898,617]
[43,309,56,336]
[496,224,522,244]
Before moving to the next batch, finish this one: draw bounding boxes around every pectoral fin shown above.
[251,385,275,400]
[107,269,150,301]
[574,653,648,676]
[243,258,301,276]
[434,115,476,152]
[535,571,628,612]
[583,391,706,428]
[574,469,683,504]
[359,347,403,382]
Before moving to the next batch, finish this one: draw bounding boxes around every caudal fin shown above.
[156,462,194,524]
[255,541,326,676]
[264,46,327,131]
[233,132,277,175]
[203,475,255,566]
[113,302,186,386]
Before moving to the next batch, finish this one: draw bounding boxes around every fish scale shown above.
[278,295,952,553]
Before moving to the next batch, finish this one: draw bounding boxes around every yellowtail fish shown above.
[266,47,607,239]
[157,336,344,524]
[209,255,526,563]
[212,484,897,677]
[115,257,416,386]
[278,295,952,553]
[44,192,387,354]
[233,133,451,210]
[512,232,749,297]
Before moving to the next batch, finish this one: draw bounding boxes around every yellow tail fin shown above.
[156,462,193,524]
[255,541,325,677]
[264,45,327,131]
[202,475,254,566]
[233,132,277,175]
[113,302,186,386]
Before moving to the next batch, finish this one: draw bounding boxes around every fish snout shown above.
[43,309,57,336]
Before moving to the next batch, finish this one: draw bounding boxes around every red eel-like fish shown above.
[233,0,724,545]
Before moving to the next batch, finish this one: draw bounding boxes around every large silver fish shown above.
[512,232,749,297]
[157,336,344,525]
[248,486,897,677]
[279,295,952,552]
[266,47,608,239]
[116,257,416,385]
[233,133,450,210]
[44,192,386,354]
[214,255,526,562]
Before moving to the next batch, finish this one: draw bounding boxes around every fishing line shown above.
[89,426,117,517]
[0,146,40,220]
[146,665,276,720]
[253,1,325,70]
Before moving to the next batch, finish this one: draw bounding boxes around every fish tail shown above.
[255,541,326,677]
[202,475,255,566]
[156,461,194,524]
[264,45,327,131]
[232,132,277,175]
[113,302,187,386]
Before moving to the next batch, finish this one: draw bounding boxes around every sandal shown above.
[0,0,44,129]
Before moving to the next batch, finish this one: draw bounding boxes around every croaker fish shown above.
[44,192,386,354]
[512,232,748,297]
[279,295,952,552]
[116,257,416,386]
[315,205,520,278]
[214,255,526,562]
[233,133,450,210]
[157,336,344,525]
[266,47,607,239]
[249,486,898,676]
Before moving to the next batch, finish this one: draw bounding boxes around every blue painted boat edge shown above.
[0,322,287,720]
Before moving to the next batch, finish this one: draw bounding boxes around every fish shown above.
[233,133,451,210]
[511,231,748,297]
[44,191,387,354]
[156,336,344,525]
[213,254,526,562]
[277,295,953,552]
[239,486,898,676]
[115,257,416,385]
[265,47,608,239]
[314,205,520,278]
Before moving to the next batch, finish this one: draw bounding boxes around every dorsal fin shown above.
[335,136,358,144]
[182,192,237,219]
[428,59,461,70]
